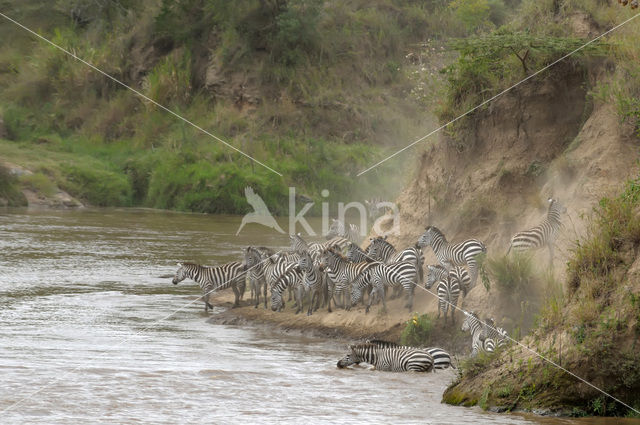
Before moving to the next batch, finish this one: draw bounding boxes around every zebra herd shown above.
[171,197,566,364]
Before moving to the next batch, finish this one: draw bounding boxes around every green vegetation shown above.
[443,169,640,416]
[400,312,433,347]
[0,165,27,206]
[0,0,472,212]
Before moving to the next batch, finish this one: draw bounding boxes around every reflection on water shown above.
[0,208,637,424]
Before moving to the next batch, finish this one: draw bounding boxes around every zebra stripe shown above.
[365,340,453,370]
[507,198,566,266]
[270,266,303,312]
[172,261,245,311]
[461,311,500,356]
[297,250,325,316]
[244,247,299,309]
[425,265,461,324]
[321,248,376,310]
[364,197,386,220]
[326,219,361,244]
[418,226,486,291]
[337,343,434,372]
[367,237,424,286]
[365,260,417,313]
[346,242,373,263]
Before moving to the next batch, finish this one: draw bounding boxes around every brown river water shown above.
[1,208,638,424]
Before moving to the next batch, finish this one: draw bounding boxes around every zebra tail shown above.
[505,244,512,257]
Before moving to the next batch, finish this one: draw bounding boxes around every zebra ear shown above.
[548,197,553,203]
[176,262,182,267]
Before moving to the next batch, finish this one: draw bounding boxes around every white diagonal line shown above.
[0,11,283,177]
[0,254,279,415]
[357,11,640,176]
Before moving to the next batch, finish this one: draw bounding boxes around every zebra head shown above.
[461,310,478,332]
[326,218,344,239]
[548,198,567,215]
[417,226,436,248]
[289,233,309,252]
[243,246,262,269]
[172,262,189,285]
[367,236,389,260]
[270,290,284,312]
[336,353,358,369]
[425,264,447,289]
[297,250,313,272]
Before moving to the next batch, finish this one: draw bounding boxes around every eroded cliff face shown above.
[390,61,638,325]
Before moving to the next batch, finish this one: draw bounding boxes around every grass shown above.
[400,312,434,347]
[0,164,27,206]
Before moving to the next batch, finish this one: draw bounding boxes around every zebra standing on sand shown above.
[418,226,486,291]
[507,198,566,267]
[320,248,377,310]
[297,249,325,316]
[337,342,434,372]
[361,260,418,313]
[172,261,246,311]
[425,264,464,324]
[270,266,304,312]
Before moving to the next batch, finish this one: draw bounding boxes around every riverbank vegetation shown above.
[443,171,640,416]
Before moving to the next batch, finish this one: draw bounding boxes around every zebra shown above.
[425,265,462,324]
[361,260,417,313]
[320,247,377,310]
[367,237,424,284]
[290,233,350,257]
[270,266,304,312]
[326,218,361,244]
[172,261,246,311]
[346,242,373,263]
[336,343,434,372]
[365,340,454,370]
[417,226,486,291]
[297,249,325,316]
[244,247,298,309]
[506,198,566,267]
[245,246,274,308]
[364,197,387,220]
[483,317,509,346]
[461,311,503,356]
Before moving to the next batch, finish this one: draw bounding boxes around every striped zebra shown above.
[425,264,463,324]
[297,249,325,316]
[346,242,373,263]
[244,247,298,309]
[320,247,377,310]
[290,233,350,257]
[172,261,246,311]
[507,198,566,266]
[245,246,275,308]
[364,260,418,313]
[461,311,504,356]
[270,266,304,312]
[367,237,424,285]
[326,218,361,244]
[417,226,486,291]
[364,197,387,220]
[336,343,434,372]
[365,340,453,370]
[483,317,509,346]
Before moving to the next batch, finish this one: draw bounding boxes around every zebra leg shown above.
[231,284,240,308]
[467,259,478,290]
[548,244,555,269]
[238,278,246,301]
[263,280,268,309]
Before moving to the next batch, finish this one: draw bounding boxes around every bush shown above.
[60,164,132,206]
[400,313,433,347]
[0,165,27,206]
[486,253,535,293]
[20,172,57,197]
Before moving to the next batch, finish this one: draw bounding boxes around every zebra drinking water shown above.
[418,226,486,291]
[172,261,246,311]
[336,343,434,372]
[507,198,566,267]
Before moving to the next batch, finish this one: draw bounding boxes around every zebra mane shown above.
[365,339,401,348]
[179,262,200,266]
[425,225,445,239]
